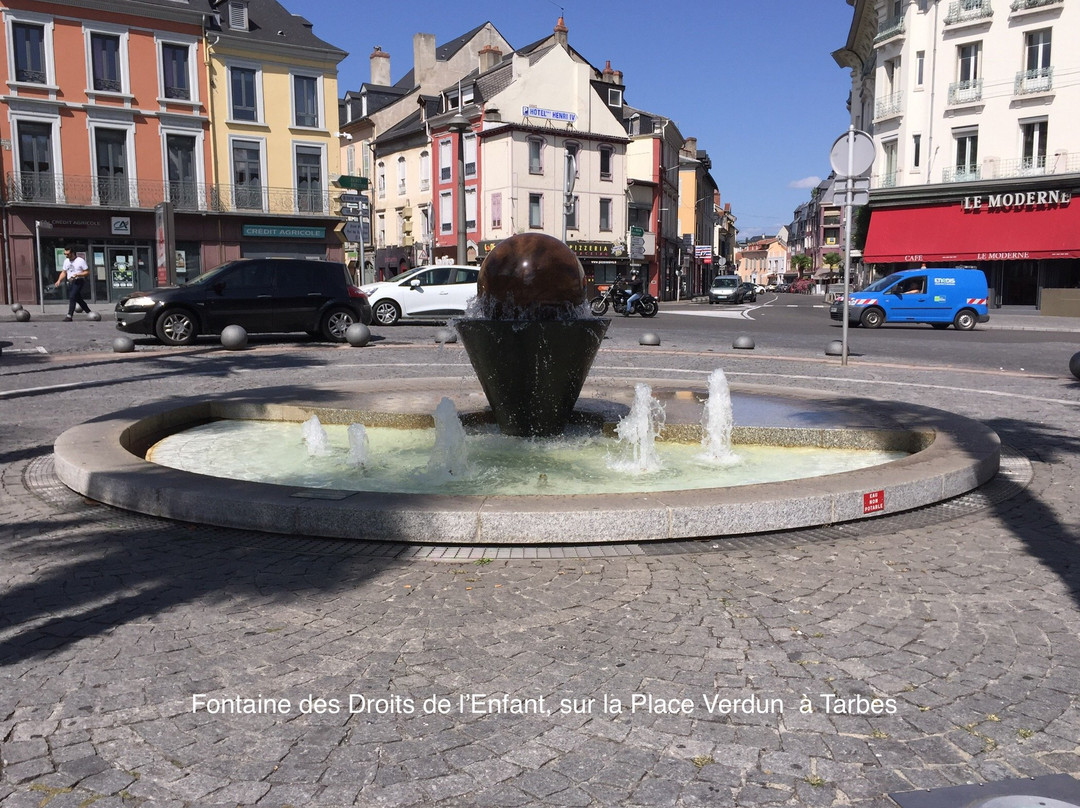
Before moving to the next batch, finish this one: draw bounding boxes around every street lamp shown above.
[447,113,470,265]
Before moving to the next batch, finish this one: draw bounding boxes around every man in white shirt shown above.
[54,246,93,321]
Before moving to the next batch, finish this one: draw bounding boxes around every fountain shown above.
[52,233,1002,545]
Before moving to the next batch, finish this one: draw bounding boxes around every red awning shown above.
[863,200,1080,263]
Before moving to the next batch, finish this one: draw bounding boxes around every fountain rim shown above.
[52,377,1001,546]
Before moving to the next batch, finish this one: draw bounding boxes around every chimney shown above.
[613,69,623,85]
[414,33,436,84]
[370,46,390,86]
[682,137,698,159]
[554,16,568,49]
[602,60,614,83]
[478,44,502,73]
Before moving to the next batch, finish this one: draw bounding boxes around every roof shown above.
[208,0,347,58]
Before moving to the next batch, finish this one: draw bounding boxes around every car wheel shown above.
[860,307,885,329]
[589,297,609,316]
[373,300,401,326]
[154,309,198,346]
[321,307,357,341]
[953,309,977,331]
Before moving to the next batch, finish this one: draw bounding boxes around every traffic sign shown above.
[335,220,365,243]
[335,175,369,190]
[630,226,644,237]
[339,192,362,204]
[829,129,875,178]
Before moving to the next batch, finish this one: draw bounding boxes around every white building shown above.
[835,0,1080,308]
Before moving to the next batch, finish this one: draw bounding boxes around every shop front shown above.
[863,183,1080,310]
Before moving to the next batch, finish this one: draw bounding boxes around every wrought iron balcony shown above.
[874,92,904,120]
[948,78,984,104]
[1015,66,1053,95]
[874,15,905,44]
[945,0,993,25]
[5,171,331,216]
[988,153,1080,178]
[1010,0,1061,10]
[942,165,982,183]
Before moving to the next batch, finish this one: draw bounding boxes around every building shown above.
[676,138,720,298]
[0,0,348,308]
[835,0,1080,310]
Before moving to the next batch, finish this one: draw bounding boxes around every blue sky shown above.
[302,2,856,238]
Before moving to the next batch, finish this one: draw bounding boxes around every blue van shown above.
[830,268,990,330]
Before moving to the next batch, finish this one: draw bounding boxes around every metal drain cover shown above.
[891,775,1080,808]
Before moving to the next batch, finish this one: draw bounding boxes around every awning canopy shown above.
[863,200,1080,263]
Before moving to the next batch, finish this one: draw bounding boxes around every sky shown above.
[299,1,858,238]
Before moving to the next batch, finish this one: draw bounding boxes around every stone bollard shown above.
[345,323,371,347]
[733,335,755,350]
[434,327,457,344]
[14,309,30,322]
[87,311,102,322]
[1070,351,1080,381]
[640,333,661,346]
[112,336,135,353]
[221,324,248,350]
[825,340,844,356]
[10,303,23,312]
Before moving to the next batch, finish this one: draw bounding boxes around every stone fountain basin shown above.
[53,377,1000,545]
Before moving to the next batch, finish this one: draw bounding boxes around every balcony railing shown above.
[948,78,984,104]
[942,164,982,183]
[945,0,993,24]
[874,92,904,119]
[986,153,1080,178]
[879,171,898,188]
[1015,66,1053,95]
[5,172,332,215]
[874,15,905,43]
[1010,0,1061,10]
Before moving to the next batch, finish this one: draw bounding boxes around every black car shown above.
[115,258,372,345]
[737,282,757,303]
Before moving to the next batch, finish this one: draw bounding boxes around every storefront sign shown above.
[521,105,577,124]
[962,189,1072,212]
[242,225,326,239]
[567,241,616,257]
[111,217,131,235]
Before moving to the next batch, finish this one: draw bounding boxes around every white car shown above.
[361,264,478,325]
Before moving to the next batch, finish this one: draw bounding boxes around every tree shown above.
[791,254,811,279]
[822,252,843,293]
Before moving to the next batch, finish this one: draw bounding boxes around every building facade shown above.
[835,0,1080,309]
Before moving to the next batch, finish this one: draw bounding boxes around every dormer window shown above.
[228,1,249,32]
[608,88,623,108]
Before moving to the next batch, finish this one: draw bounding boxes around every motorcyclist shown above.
[624,270,644,315]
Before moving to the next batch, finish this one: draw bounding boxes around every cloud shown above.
[789,176,821,189]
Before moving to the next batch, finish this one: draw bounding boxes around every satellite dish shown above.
[830,130,875,178]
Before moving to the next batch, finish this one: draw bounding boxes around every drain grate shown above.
[22,445,1034,560]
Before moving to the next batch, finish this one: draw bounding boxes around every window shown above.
[599,146,613,180]
[12,22,46,84]
[90,33,122,92]
[915,51,925,86]
[958,42,980,83]
[293,75,319,127]
[882,140,898,187]
[296,146,322,212]
[166,134,198,209]
[464,134,477,178]
[232,140,262,209]
[376,162,386,199]
[608,88,623,107]
[528,138,543,174]
[439,139,452,182]
[1026,29,1051,71]
[491,192,502,229]
[439,191,453,233]
[599,198,612,231]
[16,121,54,202]
[376,213,385,248]
[465,188,477,231]
[912,134,922,168]
[95,128,128,205]
[419,150,430,190]
[346,145,355,175]
[529,193,543,228]
[161,43,190,100]
[954,131,979,180]
[420,205,432,240]
[1022,120,1048,171]
[228,0,249,31]
[397,157,407,195]
[230,66,258,121]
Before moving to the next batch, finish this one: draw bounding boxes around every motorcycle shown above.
[589,284,659,317]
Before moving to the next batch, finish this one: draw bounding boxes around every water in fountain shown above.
[346,423,369,468]
[425,397,474,481]
[301,415,331,457]
[610,383,666,473]
[700,368,740,466]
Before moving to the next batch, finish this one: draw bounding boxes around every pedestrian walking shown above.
[54,246,93,321]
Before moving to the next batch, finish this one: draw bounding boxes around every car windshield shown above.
[182,262,242,286]
[712,278,738,288]
[863,273,903,293]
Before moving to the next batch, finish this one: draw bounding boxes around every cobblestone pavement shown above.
[1,331,1079,807]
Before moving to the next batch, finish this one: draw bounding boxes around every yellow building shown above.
[203,0,347,261]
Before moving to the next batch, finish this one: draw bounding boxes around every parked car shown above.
[361,264,479,325]
[115,258,371,346]
[829,267,989,330]
[775,283,791,293]
[754,284,766,295]
[738,282,757,303]
[708,275,744,304]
